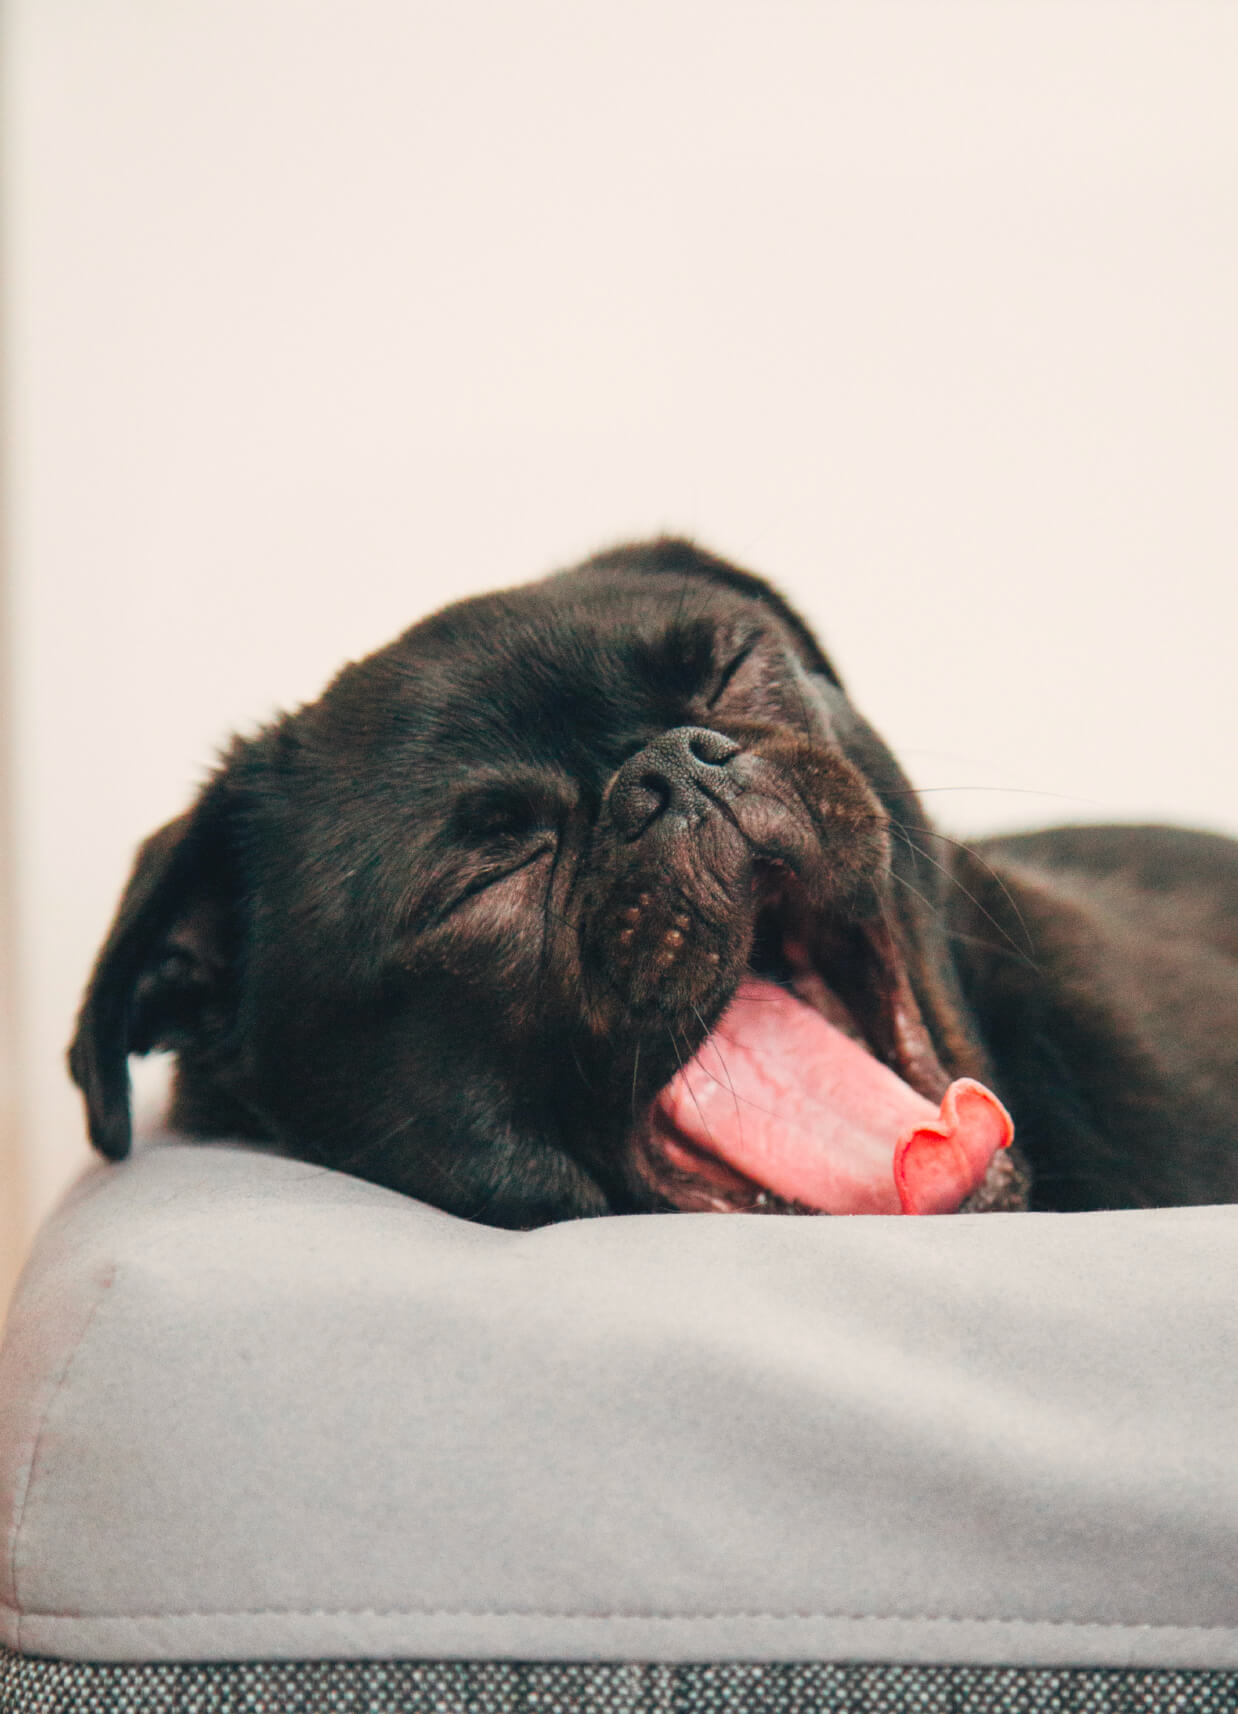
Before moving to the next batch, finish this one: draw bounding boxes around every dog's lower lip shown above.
[643,1114,807,1214]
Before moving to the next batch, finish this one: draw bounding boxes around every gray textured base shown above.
[2,1652,1237,1713]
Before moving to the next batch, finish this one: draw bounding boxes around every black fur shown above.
[70,540,1238,1223]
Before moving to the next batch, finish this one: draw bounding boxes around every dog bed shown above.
[1,1137,1235,1711]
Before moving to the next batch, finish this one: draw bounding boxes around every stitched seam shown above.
[5,1264,117,1652]
[0,1597,1234,1631]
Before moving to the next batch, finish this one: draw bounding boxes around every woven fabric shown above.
[2,1653,1236,1713]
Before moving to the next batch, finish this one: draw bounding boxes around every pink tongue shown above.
[656,976,1011,1214]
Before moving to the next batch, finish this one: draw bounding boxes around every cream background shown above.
[3,0,1237,1299]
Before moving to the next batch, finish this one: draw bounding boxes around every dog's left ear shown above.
[68,778,241,1161]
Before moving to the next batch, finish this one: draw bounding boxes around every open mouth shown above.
[640,865,1013,1215]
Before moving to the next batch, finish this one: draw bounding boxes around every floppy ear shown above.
[68,780,241,1160]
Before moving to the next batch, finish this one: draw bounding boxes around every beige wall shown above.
[4,0,1237,1290]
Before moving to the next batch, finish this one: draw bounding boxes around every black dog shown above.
[70,540,1238,1224]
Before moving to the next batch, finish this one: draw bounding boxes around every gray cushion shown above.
[0,1138,1236,1667]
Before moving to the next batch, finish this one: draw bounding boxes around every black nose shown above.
[608,726,742,840]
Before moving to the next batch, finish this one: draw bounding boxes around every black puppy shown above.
[70,540,1238,1224]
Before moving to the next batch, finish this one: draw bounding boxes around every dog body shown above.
[71,541,1238,1223]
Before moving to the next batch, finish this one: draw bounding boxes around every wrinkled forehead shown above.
[253,562,822,909]
[364,570,775,772]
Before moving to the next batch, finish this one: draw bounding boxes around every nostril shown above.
[686,729,740,767]
[611,771,671,839]
[608,728,739,840]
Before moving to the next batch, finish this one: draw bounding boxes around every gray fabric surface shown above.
[0,1139,1236,1667]
[2,1650,1237,1714]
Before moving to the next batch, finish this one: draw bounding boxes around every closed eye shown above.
[452,777,565,846]
[454,837,556,901]
[706,638,763,708]
[452,799,559,903]
[394,775,568,932]
[402,835,557,935]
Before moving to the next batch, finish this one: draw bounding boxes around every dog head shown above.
[70,539,1019,1225]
